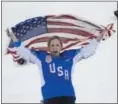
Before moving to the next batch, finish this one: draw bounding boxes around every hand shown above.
[6,28,11,38]
[17,58,26,65]
[96,34,104,42]
[6,28,18,42]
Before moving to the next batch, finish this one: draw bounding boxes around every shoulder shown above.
[30,49,48,59]
[61,49,81,58]
[31,50,47,54]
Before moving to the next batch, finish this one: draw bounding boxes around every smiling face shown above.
[48,36,62,56]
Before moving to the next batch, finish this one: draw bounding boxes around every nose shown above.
[53,46,58,50]
[53,45,57,48]
[53,48,57,51]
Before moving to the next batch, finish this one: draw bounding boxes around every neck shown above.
[51,53,60,56]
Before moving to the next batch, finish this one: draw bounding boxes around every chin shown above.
[52,52,60,56]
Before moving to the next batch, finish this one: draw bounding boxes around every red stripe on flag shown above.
[47,21,84,28]
[7,49,17,55]
[46,15,56,18]
[62,41,80,50]
[48,28,96,38]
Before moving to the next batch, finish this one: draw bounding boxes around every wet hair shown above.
[48,36,63,47]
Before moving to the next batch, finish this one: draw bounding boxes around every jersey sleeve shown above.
[73,38,99,64]
[13,41,45,65]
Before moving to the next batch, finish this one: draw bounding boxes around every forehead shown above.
[50,39,61,44]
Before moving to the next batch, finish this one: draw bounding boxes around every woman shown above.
[7,28,102,104]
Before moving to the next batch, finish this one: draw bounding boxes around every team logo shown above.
[45,55,52,63]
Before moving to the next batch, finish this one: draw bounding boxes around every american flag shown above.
[6,14,114,63]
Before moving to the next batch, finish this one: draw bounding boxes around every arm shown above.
[6,28,41,65]
[73,36,102,64]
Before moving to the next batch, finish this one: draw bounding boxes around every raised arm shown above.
[6,28,41,65]
[73,36,102,64]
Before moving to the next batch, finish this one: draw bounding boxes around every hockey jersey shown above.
[13,39,99,100]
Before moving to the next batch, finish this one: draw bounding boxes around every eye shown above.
[56,44,59,46]
[51,44,54,47]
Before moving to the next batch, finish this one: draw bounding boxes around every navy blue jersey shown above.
[13,39,99,100]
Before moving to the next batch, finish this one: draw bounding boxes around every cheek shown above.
[49,47,53,51]
[59,46,62,50]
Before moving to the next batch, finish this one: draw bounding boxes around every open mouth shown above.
[53,51,58,54]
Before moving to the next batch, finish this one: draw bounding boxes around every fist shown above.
[6,28,11,37]
[17,58,26,65]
